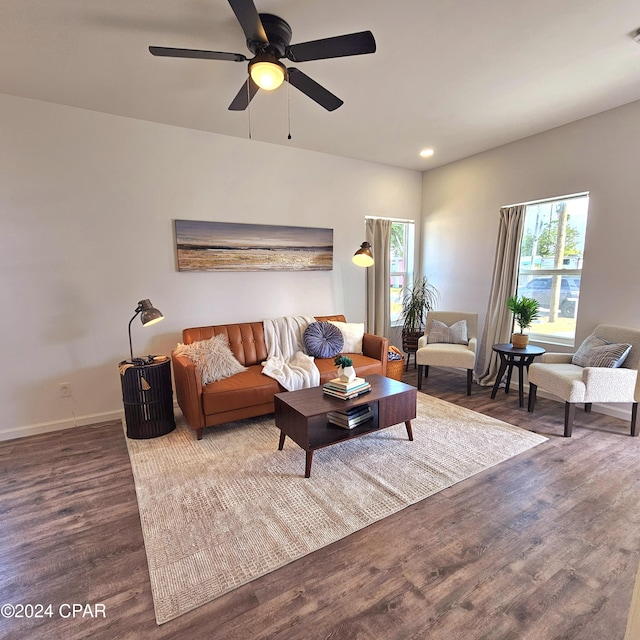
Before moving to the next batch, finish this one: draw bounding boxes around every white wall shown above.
[0,94,421,439]
[421,99,640,350]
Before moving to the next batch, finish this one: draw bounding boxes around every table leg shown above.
[504,359,514,394]
[305,451,313,478]
[278,430,286,450]
[405,420,414,441]
[491,355,508,399]
[518,361,525,407]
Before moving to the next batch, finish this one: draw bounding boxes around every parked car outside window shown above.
[519,276,580,317]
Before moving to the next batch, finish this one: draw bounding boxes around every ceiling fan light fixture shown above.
[249,58,286,90]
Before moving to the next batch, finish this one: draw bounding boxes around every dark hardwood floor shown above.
[2,368,640,640]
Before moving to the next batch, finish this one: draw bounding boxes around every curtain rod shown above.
[503,191,589,209]
[365,216,416,223]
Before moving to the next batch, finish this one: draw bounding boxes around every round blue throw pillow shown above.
[304,321,344,359]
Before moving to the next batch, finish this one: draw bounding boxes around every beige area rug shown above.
[125,393,547,624]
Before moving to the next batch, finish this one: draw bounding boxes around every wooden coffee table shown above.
[274,374,417,478]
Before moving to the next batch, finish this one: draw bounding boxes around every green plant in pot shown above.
[400,276,439,354]
[334,355,356,382]
[506,295,540,348]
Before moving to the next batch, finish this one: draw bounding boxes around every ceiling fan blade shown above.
[287,68,343,111]
[228,77,260,111]
[149,46,247,62]
[228,0,268,44]
[287,31,376,62]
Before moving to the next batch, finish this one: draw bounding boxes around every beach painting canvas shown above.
[175,220,333,272]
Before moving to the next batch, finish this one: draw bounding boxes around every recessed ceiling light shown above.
[419,148,434,158]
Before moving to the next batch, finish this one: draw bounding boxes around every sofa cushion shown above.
[303,321,344,359]
[175,333,247,384]
[329,320,364,353]
[427,319,468,345]
[571,333,632,368]
[202,365,281,415]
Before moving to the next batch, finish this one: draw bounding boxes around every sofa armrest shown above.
[362,332,389,376]
[468,337,477,354]
[540,352,574,364]
[171,351,205,429]
[418,335,427,349]
[582,366,638,402]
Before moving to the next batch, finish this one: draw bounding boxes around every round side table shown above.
[119,356,176,439]
[490,343,545,408]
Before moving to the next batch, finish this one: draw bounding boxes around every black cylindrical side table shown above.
[119,357,176,439]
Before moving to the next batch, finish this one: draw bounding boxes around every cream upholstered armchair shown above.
[528,324,640,437]
[416,311,478,395]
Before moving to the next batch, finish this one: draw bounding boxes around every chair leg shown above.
[466,369,472,395]
[632,402,638,437]
[417,365,423,390]
[584,403,592,413]
[527,383,537,412]
[424,365,429,378]
[564,403,575,437]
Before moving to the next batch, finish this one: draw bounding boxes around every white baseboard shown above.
[2,386,632,443]
[0,409,125,442]
[1,400,181,442]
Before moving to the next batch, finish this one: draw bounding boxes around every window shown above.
[390,220,415,326]
[516,193,589,345]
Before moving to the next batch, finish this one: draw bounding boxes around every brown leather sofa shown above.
[172,315,389,440]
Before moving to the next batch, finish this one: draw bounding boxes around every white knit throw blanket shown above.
[262,316,320,391]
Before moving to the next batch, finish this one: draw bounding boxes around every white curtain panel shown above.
[475,205,525,386]
[365,217,392,338]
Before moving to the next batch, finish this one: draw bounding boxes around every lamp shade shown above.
[249,59,286,91]
[128,299,164,361]
[139,299,164,326]
[352,241,374,267]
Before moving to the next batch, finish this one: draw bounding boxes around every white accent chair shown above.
[527,324,640,437]
[416,311,478,395]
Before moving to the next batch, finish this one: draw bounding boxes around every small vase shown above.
[511,333,529,349]
[337,365,356,383]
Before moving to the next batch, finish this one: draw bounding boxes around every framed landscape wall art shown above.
[174,220,333,272]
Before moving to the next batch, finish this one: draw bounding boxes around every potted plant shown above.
[400,276,439,354]
[506,295,540,348]
[334,355,356,382]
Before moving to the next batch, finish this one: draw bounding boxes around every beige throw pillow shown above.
[174,333,247,384]
[328,321,364,354]
[571,334,631,368]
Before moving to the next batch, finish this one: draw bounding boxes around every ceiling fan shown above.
[149,0,376,112]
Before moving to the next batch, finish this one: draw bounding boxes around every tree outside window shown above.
[390,221,414,326]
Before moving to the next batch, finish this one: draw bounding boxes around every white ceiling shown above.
[3,0,640,171]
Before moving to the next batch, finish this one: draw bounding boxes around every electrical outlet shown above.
[59,382,71,398]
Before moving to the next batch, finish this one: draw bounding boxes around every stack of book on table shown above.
[327,404,373,429]
[322,377,372,400]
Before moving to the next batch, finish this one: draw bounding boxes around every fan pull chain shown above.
[246,79,252,140]
[287,78,292,140]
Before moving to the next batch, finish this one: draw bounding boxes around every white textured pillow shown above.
[427,319,469,345]
[174,333,247,384]
[328,321,364,354]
